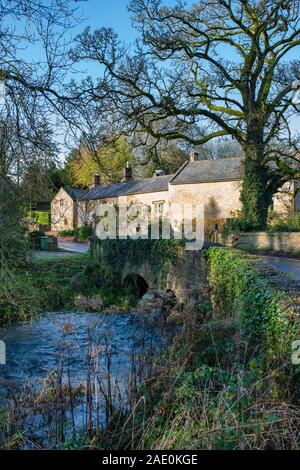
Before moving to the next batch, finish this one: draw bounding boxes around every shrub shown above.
[28,230,44,249]
[27,211,50,226]
[207,247,298,359]
[267,212,300,232]
[70,260,115,291]
[58,229,76,237]
[222,215,248,242]
[0,264,41,324]
[58,226,92,241]
[74,225,92,242]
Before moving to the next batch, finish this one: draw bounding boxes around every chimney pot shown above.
[122,162,133,182]
[190,151,200,161]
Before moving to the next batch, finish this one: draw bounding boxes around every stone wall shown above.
[168,179,243,240]
[91,238,208,304]
[77,191,170,229]
[166,250,208,304]
[272,181,296,214]
[169,179,243,219]
[227,231,300,255]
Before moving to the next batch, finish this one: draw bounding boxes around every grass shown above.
[122,314,300,450]
[1,246,299,449]
[0,253,137,326]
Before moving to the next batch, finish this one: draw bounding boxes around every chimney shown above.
[190,151,200,161]
[122,161,133,182]
[92,174,100,187]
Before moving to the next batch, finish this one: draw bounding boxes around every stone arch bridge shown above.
[91,239,209,303]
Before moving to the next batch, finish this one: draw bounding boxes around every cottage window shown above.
[153,201,165,216]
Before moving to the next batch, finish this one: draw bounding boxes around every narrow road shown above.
[58,240,89,254]
[260,255,300,281]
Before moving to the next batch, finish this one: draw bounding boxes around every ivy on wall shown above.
[207,247,298,360]
[91,237,184,283]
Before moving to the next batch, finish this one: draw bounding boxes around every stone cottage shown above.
[51,154,299,238]
[51,187,88,232]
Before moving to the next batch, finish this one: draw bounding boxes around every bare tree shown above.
[0,0,84,183]
[71,0,300,229]
[0,0,86,258]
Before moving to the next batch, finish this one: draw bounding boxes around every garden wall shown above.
[227,231,300,256]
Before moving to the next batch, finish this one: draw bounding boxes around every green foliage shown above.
[58,226,92,241]
[29,255,118,310]
[29,230,44,238]
[28,230,44,249]
[74,225,92,242]
[267,212,300,232]
[0,254,135,324]
[27,210,50,226]
[69,259,115,291]
[65,136,134,187]
[222,214,248,241]
[57,229,75,237]
[136,314,299,450]
[145,362,293,450]
[240,159,272,230]
[222,211,300,243]
[207,247,297,358]
[0,177,28,265]
[20,159,61,203]
[0,263,42,325]
[91,237,183,283]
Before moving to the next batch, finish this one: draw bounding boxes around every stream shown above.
[0,311,170,448]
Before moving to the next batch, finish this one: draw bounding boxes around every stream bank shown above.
[1,246,300,450]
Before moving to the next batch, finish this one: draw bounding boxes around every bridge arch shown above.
[123,273,149,298]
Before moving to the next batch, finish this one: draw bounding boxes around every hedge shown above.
[207,247,299,359]
[58,226,92,241]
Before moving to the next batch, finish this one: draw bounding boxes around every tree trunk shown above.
[240,156,272,230]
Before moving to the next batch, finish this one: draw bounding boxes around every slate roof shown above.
[64,187,89,201]
[62,158,244,202]
[170,157,244,185]
[80,175,171,201]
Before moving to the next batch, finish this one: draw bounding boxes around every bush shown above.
[28,230,44,250]
[267,212,300,232]
[222,215,249,241]
[26,255,125,313]
[207,247,297,359]
[58,229,76,237]
[74,225,92,242]
[27,211,50,226]
[58,226,92,241]
[0,264,41,324]
[70,260,115,291]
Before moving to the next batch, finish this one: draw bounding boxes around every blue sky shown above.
[68,0,138,79]
[76,0,178,39]
[14,0,300,147]
[78,0,136,41]
[20,0,300,88]
[68,0,300,135]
